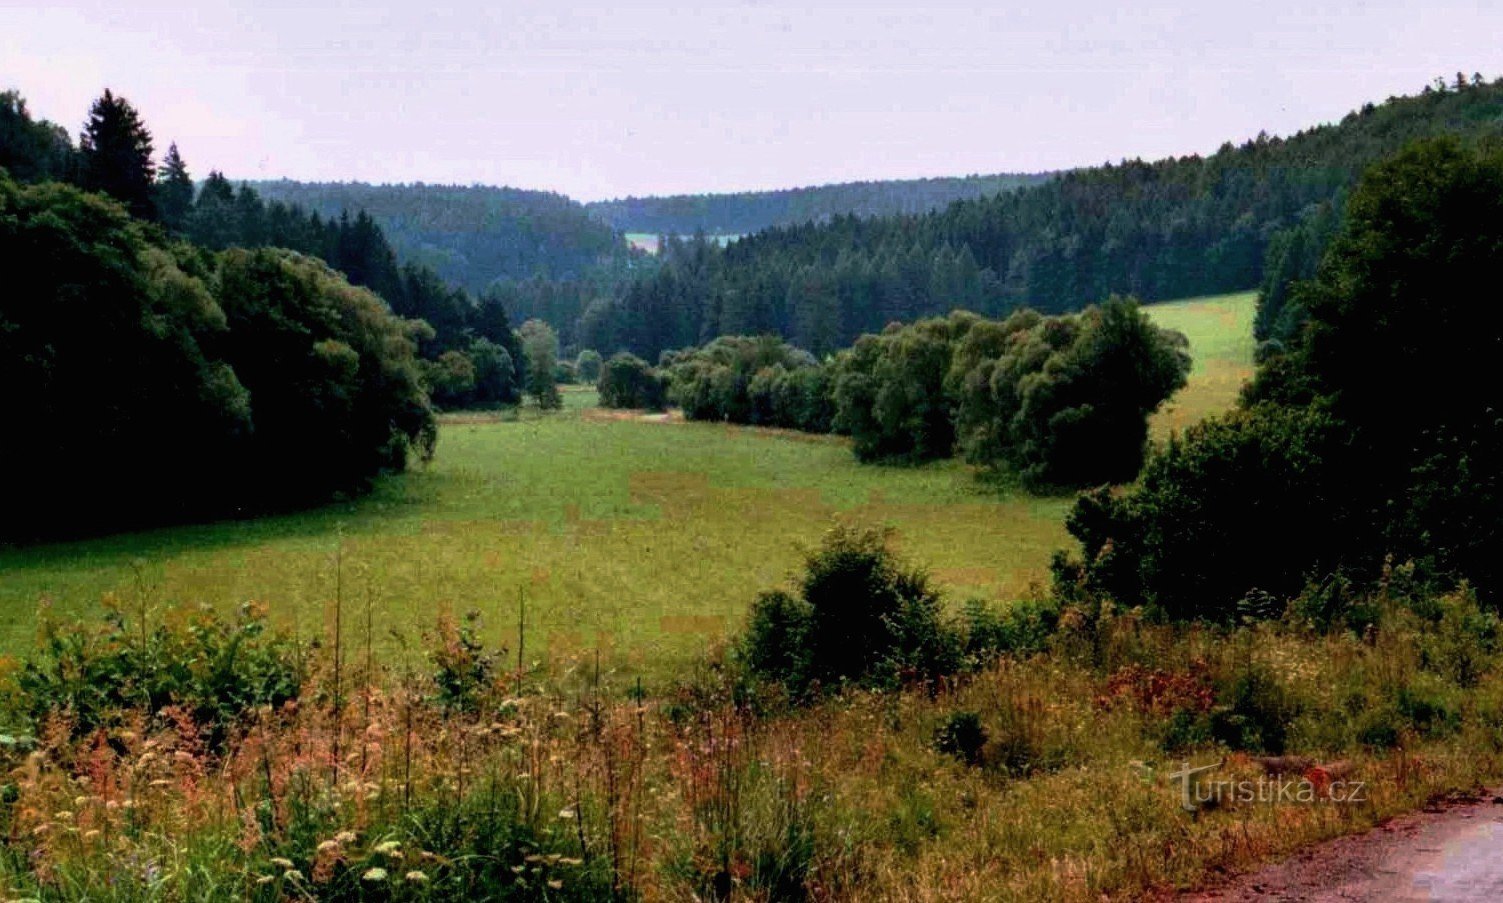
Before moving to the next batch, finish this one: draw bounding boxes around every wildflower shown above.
[405,870,429,884]
[558,808,576,819]
[270,857,295,869]
[362,867,389,882]
[283,869,305,882]
[317,840,340,854]
[256,875,275,885]
[374,840,403,856]
[334,830,357,844]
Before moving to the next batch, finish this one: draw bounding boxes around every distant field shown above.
[624,232,740,254]
[1145,290,1257,441]
[0,293,1255,674]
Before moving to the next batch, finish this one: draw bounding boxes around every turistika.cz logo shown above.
[1137,759,1367,811]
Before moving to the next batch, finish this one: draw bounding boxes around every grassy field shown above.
[0,292,1256,674]
[1145,290,1258,440]
[624,232,740,254]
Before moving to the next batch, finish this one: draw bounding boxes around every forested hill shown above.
[585,172,1052,236]
[249,180,634,293]
[579,75,1503,362]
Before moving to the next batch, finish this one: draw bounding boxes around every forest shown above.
[572,75,1503,361]
[250,179,636,292]
[584,170,1052,236]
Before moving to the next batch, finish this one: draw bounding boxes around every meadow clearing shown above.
[0,292,1256,677]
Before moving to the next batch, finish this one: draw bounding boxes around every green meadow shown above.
[0,292,1256,675]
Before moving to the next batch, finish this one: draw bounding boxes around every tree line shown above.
[0,169,434,540]
[249,180,637,294]
[601,298,1190,488]
[585,171,1052,237]
[569,76,1503,362]
[1,87,552,413]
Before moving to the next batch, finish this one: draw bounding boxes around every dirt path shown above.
[1186,792,1503,902]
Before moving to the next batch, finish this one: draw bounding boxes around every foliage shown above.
[518,319,563,410]
[574,348,603,383]
[595,352,666,410]
[0,90,76,184]
[951,298,1189,486]
[1066,138,1503,620]
[832,313,975,463]
[5,601,302,747]
[0,172,435,539]
[250,179,635,293]
[662,334,822,427]
[740,525,962,696]
[581,78,1503,360]
[587,171,1050,236]
[1064,404,1357,621]
[79,89,156,221]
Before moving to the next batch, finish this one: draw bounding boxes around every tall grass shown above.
[4,579,1503,901]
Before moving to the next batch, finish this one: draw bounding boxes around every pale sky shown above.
[3,1,1501,201]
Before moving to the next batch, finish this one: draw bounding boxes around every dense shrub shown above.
[1063,404,1357,621]
[831,314,975,463]
[5,601,302,748]
[740,525,962,696]
[574,348,603,383]
[663,335,822,426]
[597,351,666,410]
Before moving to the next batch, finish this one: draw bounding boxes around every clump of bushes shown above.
[741,525,963,696]
[597,351,667,410]
[662,334,831,430]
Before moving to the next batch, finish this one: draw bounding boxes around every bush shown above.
[740,525,963,696]
[597,351,666,410]
[574,348,603,383]
[6,601,303,748]
[962,596,1061,660]
[934,711,988,765]
[1062,404,1358,622]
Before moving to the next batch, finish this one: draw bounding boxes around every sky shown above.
[4,1,1503,202]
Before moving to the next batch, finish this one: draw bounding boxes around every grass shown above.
[1145,290,1257,441]
[0,292,1257,678]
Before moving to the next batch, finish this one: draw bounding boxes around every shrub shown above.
[597,351,666,410]
[1209,662,1300,754]
[1062,403,1358,622]
[6,601,303,748]
[428,610,500,713]
[962,596,1061,660]
[740,525,963,696]
[934,711,988,765]
[574,348,603,383]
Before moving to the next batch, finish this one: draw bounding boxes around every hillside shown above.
[585,171,1052,236]
[577,76,1503,360]
[250,180,634,293]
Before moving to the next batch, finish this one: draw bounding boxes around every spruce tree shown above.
[79,89,156,220]
[154,142,194,232]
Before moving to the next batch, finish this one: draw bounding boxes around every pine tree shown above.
[154,142,194,232]
[79,89,156,220]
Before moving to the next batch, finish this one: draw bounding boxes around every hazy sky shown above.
[4,1,1502,201]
